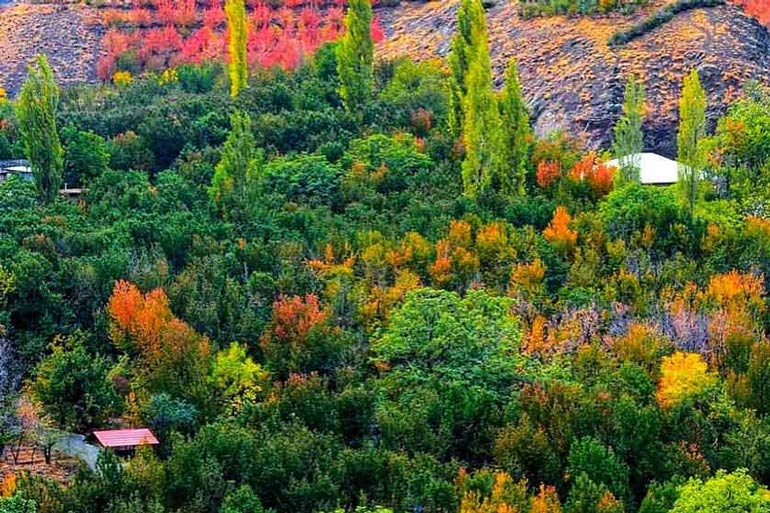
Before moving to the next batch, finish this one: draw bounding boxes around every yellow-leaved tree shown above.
[657,351,717,408]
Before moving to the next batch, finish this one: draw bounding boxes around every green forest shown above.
[2,0,770,512]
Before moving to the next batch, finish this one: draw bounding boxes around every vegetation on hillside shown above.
[1,1,770,513]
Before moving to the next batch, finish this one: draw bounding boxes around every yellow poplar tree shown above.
[225,0,248,97]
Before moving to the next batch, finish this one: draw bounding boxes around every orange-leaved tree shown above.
[260,293,345,379]
[544,206,578,255]
[107,280,211,404]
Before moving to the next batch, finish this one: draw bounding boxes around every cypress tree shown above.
[613,75,645,184]
[337,0,374,120]
[210,112,261,217]
[16,54,63,203]
[677,69,707,215]
[225,0,248,97]
[497,58,531,197]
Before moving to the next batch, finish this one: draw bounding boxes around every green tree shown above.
[566,436,630,503]
[209,112,262,216]
[566,474,625,513]
[0,495,37,513]
[62,125,110,186]
[372,288,522,461]
[30,333,118,431]
[613,75,645,184]
[142,393,197,457]
[458,0,501,197]
[711,81,770,197]
[210,342,265,414]
[497,58,531,197]
[336,0,373,119]
[447,0,477,137]
[222,485,266,513]
[677,69,707,215]
[225,0,248,97]
[16,54,63,202]
[669,469,770,513]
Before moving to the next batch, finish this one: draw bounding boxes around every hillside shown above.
[0,0,769,155]
[0,3,102,93]
[379,0,770,155]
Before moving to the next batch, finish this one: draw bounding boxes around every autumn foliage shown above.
[268,293,328,343]
[107,280,211,396]
[98,0,387,79]
[657,351,717,408]
[543,206,577,254]
[735,0,770,26]
[568,152,615,197]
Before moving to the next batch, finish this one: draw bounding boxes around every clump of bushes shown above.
[519,0,647,19]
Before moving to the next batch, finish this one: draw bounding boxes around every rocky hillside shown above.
[0,2,102,93]
[1,0,769,156]
[379,0,770,156]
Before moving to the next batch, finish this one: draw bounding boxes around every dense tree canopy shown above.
[0,6,770,513]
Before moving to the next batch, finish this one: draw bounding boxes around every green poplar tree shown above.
[210,112,262,217]
[225,0,248,97]
[496,58,531,197]
[447,0,475,138]
[677,68,707,215]
[613,75,645,184]
[16,54,63,203]
[458,0,502,197]
[336,0,373,120]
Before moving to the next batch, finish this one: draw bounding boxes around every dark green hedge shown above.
[608,0,725,47]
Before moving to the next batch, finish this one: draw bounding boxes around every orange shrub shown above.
[543,206,577,254]
[107,280,210,394]
[270,294,328,343]
[530,484,562,513]
[536,160,562,189]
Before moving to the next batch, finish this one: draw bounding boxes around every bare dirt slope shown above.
[0,2,101,95]
[379,1,770,155]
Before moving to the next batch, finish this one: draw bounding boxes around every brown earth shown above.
[378,0,770,156]
[1,445,82,486]
[0,0,769,156]
[0,2,102,96]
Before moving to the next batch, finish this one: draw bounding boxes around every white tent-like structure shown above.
[606,152,682,186]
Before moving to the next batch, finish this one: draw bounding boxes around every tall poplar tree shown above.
[496,59,531,197]
[225,0,248,97]
[337,0,373,120]
[613,75,645,184]
[458,0,502,197]
[447,0,475,138]
[16,54,63,203]
[210,112,261,217]
[677,69,707,215]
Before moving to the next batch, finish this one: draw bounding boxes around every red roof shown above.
[93,428,159,448]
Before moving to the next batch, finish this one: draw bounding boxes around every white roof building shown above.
[606,152,683,186]
[0,159,33,182]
